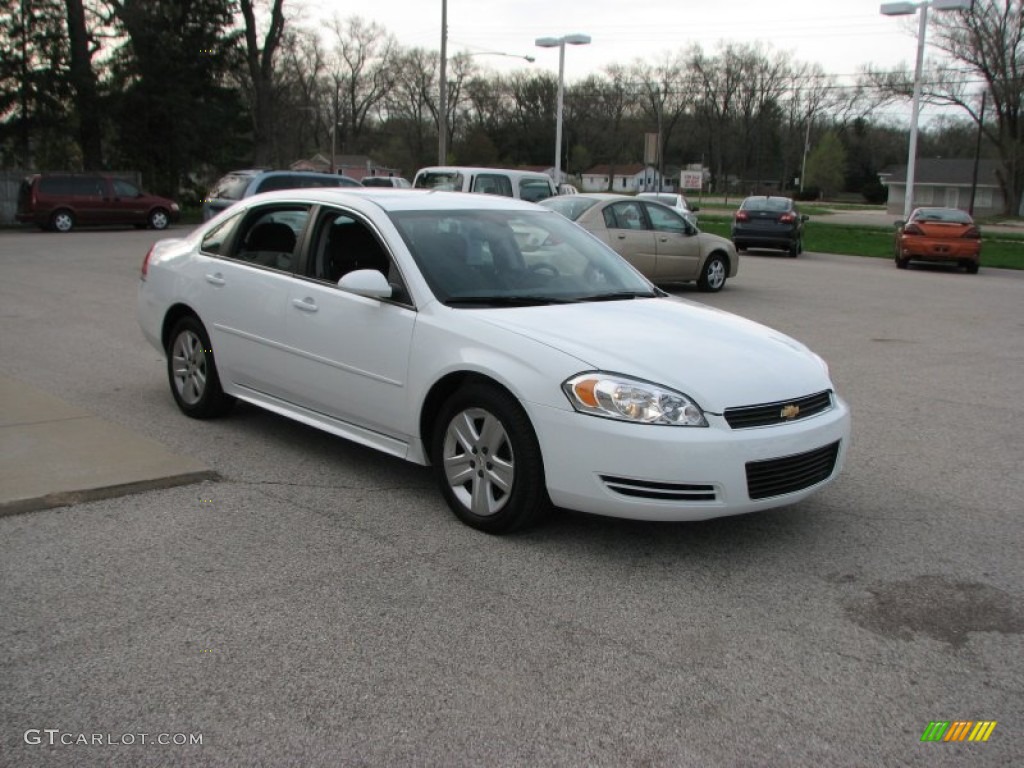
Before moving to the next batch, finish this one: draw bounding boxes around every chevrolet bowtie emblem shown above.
[780,404,801,420]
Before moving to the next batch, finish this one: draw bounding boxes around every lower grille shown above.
[600,476,717,502]
[745,441,840,500]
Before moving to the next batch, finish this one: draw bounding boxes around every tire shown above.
[894,243,909,269]
[166,316,235,419]
[431,382,550,534]
[697,253,728,292]
[964,261,979,274]
[733,240,746,253]
[148,208,170,230]
[788,238,801,258]
[51,209,74,233]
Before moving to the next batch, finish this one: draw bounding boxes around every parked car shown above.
[731,196,808,257]
[635,192,699,227]
[540,193,737,292]
[139,188,848,534]
[16,173,180,233]
[361,176,412,188]
[202,170,361,221]
[413,166,557,203]
[894,207,981,273]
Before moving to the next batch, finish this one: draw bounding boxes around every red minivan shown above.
[16,173,180,233]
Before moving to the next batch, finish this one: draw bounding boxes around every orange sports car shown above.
[894,207,981,274]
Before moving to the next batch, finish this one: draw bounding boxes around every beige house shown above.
[879,159,1006,217]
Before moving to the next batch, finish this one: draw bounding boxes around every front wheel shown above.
[166,316,234,419]
[148,208,170,230]
[432,382,550,534]
[697,254,728,292]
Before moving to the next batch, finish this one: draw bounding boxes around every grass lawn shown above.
[697,214,1024,270]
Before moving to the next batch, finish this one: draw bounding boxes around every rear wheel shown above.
[697,253,728,292]
[894,242,909,269]
[432,382,550,534]
[964,261,979,274]
[788,238,801,258]
[166,316,234,419]
[50,209,74,233]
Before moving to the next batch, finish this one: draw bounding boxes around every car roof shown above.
[224,187,551,214]
[415,166,553,180]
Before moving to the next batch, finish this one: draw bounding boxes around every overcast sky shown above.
[303,0,930,82]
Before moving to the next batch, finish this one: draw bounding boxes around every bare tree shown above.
[865,0,1023,214]
[239,0,287,166]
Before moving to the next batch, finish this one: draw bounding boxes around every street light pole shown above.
[438,0,448,165]
[535,34,591,186]
[880,0,973,219]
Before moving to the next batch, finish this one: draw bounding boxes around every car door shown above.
[72,176,108,225]
[283,207,417,440]
[644,202,702,281]
[595,201,657,276]
[196,204,311,400]
[110,178,148,225]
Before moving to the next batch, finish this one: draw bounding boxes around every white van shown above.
[413,166,557,203]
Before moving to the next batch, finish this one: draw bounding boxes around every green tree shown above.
[805,131,847,197]
[104,0,247,194]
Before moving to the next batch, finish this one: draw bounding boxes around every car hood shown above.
[472,297,831,412]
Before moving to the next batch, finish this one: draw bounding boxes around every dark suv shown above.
[731,196,808,257]
[16,173,180,233]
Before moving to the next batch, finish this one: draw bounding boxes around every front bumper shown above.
[530,397,851,521]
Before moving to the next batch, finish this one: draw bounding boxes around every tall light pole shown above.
[535,33,591,185]
[438,0,448,165]
[880,0,973,219]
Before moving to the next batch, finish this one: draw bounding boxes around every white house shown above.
[580,164,671,193]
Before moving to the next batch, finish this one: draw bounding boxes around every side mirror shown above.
[690,205,700,212]
[801,214,810,222]
[338,269,393,299]
[894,220,905,228]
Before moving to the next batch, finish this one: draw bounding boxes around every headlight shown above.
[562,372,707,427]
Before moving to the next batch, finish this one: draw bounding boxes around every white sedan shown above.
[138,188,850,534]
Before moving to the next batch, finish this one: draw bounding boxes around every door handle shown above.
[205,273,226,286]
[291,297,318,313]
[616,234,626,240]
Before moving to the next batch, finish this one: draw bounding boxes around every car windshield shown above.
[208,174,254,201]
[741,197,791,212]
[913,208,973,224]
[389,209,656,306]
[537,196,601,221]
[415,172,465,191]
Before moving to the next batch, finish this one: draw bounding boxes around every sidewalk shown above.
[0,374,216,516]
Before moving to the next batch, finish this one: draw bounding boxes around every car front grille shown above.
[600,476,717,502]
[724,391,833,429]
[745,441,841,500]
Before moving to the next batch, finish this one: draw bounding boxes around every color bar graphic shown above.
[920,720,996,743]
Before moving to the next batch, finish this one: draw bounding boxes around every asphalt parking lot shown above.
[1,226,1022,767]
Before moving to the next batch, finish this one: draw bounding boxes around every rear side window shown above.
[415,172,464,191]
[471,174,513,197]
[72,177,105,196]
[38,177,74,196]
[200,213,243,255]
[208,174,252,201]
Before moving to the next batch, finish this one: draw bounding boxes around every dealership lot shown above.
[1,227,1022,766]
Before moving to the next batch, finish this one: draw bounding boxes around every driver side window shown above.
[308,210,410,304]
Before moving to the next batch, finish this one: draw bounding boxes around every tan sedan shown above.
[540,193,738,291]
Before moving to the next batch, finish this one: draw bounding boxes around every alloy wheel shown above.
[170,329,208,405]
[442,407,515,517]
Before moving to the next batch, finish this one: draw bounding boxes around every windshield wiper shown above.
[576,291,658,302]
[444,295,579,307]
